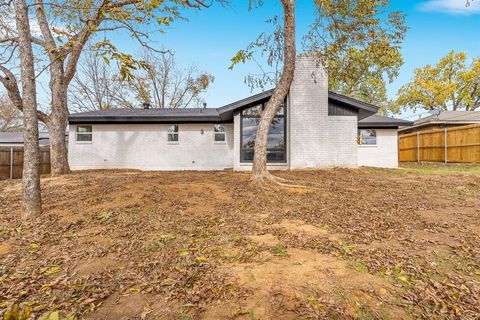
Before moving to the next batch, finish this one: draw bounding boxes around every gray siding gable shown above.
[328,100,359,116]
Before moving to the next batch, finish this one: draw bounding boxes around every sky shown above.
[44,0,480,119]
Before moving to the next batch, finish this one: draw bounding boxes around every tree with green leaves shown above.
[305,0,406,114]
[230,0,406,183]
[0,0,215,177]
[396,50,480,112]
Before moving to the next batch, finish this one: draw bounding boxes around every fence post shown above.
[9,147,13,179]
[416,132,420,163]
[444,127,448,164]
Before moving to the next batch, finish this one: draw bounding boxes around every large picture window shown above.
[240,103,286,163]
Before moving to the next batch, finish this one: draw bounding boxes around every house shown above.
[398,111,480,135]
[0,131,51,148]
[68,56,412,171]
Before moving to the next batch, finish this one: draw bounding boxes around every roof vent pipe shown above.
[143,102,151,109]
[203,102,207,109]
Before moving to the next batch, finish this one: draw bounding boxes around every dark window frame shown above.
[240,101,287,164]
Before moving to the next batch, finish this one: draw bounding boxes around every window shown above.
[76,125,92,142]
[358,129,377,145]
[240,102,286,163]
[168,124,179,142]
[214,124,226,142]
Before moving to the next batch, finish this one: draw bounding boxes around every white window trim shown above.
[358,145,378,148]
[167,125,179,144]
[358,129,377,146]
[213,124,226,144]
[75,126,93,144]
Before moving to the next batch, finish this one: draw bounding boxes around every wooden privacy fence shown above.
[0,147,51,180]
[399,124,480,163]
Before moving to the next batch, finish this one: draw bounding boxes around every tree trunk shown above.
[49,65,71,176]
[48,109,70,176]
[14,0,42,217]
[251,0,296,183]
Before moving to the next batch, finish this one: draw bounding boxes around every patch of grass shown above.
[97,210,113,221]
[146,233,177,251]
[352,261,369,273]
[400,163,480,176]
[270,246,289,257]
[247,309,258,320]
[340,243,357,255]
[177,312,193,320]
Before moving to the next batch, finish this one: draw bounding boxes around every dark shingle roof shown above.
[415,111,480,125]
[359,115,413,128]
[0,132,51,145]
[397,111,480,132]
[69,108,222,124]
[68,90,405,125]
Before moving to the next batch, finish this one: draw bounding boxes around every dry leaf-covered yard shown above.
[0,164,479,319]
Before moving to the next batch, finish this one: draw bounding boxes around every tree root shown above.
[250,171,321,191]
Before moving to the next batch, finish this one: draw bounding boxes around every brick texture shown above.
[68,123,234,170]
[289,56,358,168]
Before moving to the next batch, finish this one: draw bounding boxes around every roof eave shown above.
[358,123,401,129]
[68,115,227,124]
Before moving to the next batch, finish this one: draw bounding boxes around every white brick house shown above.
[68,56,411,171]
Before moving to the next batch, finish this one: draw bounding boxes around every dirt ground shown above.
[0,164,479,319]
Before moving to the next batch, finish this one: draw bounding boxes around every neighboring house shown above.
[399,111,480,135]
[68,56,412,170]
[0,132,51,148]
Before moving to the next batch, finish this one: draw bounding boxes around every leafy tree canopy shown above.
[230,0,407,115]
[305,0,407,114]
[396,50,480,112]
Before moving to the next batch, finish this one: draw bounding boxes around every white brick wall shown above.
[68,56,399,171]
[68,123,234,170]
[289,56,358,168]
[358,129,399,168]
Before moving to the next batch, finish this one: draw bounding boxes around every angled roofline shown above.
[215,89,379,120]
[68,89,382,124]
[216,89,275,120]
[358,115,413,129]
[328,91,379,114]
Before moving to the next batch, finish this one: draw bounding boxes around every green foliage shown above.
[305,0,407,114]
[352,261,369,273]
[231,0,406,114]
[95,40,149,81]
[32,0,208,84]
[396,50,480,111]
[247,309,258,320]
[97,210,113,221]
[270,245,289,257]
[229,50,254,70]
